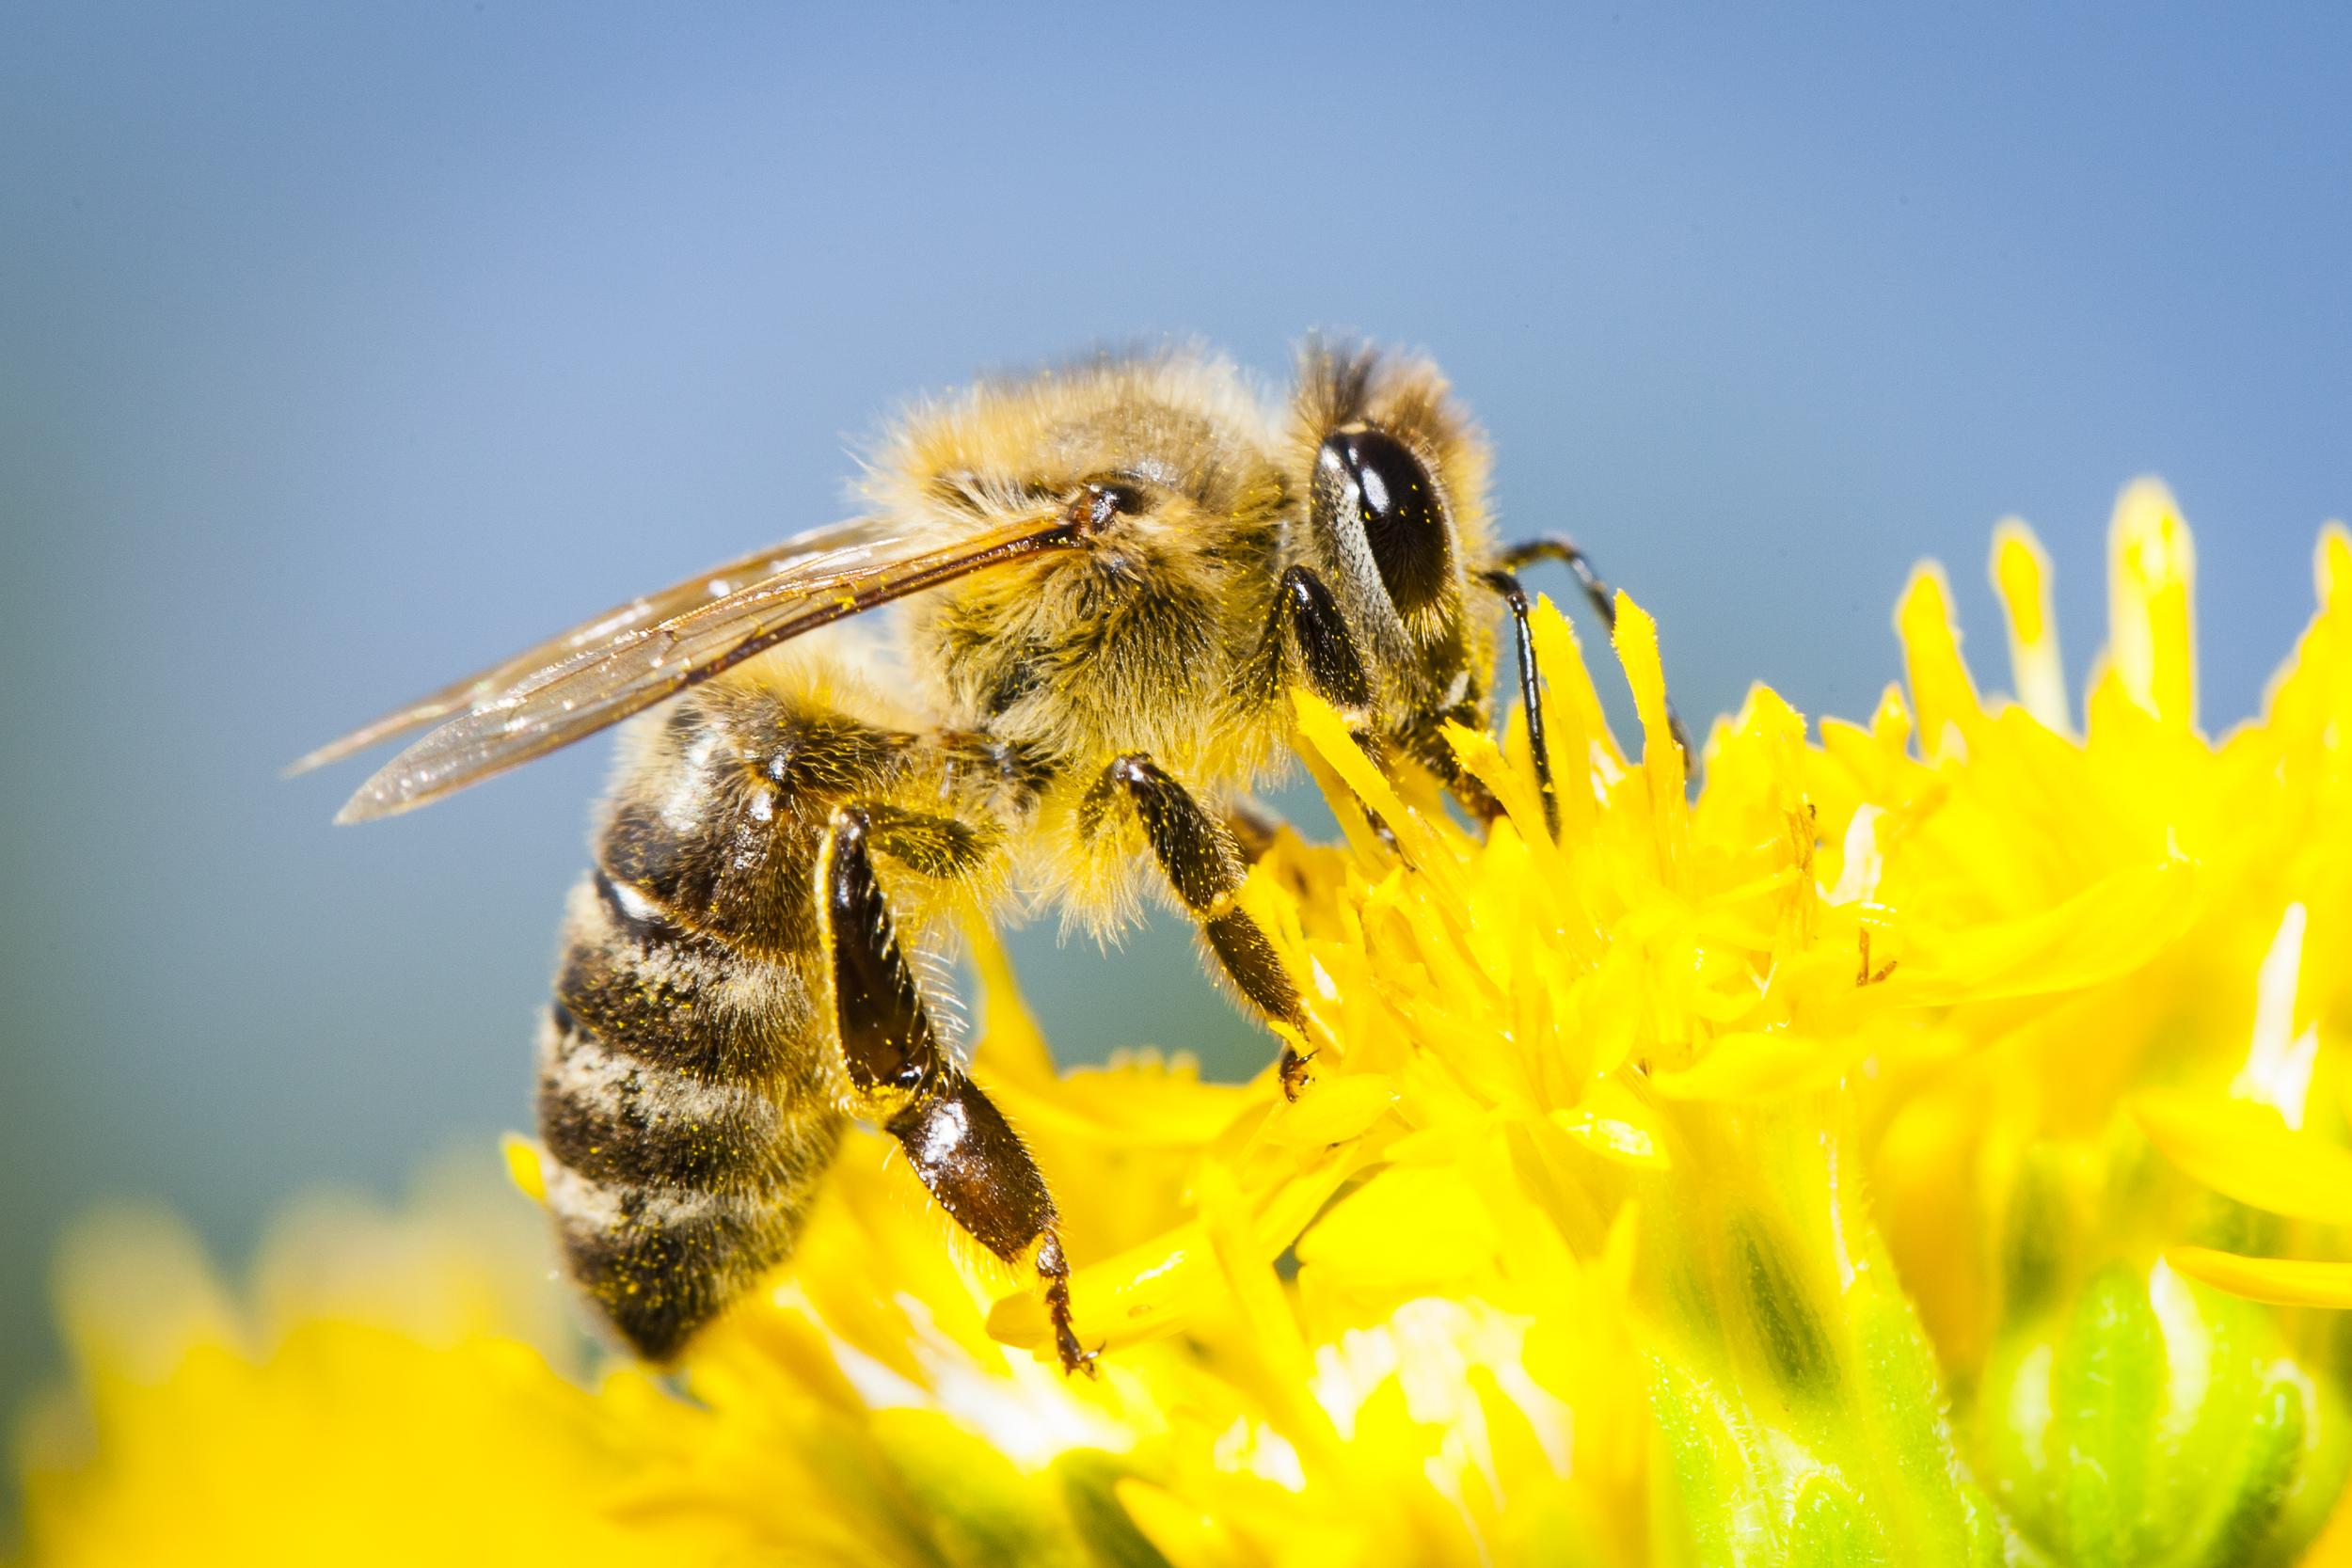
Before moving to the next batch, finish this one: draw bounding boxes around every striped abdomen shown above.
[534,685,914,1360]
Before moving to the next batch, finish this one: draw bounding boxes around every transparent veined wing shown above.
[287,520,901,776]
[303,506,1091,823]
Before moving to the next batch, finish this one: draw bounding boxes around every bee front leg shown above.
[1087,754,1317,1100]
[1263,564,1374,721]
[1494,535,1695,772]
[817,807,1095,1376]
[1259,563,1417,851]
[1475,568,1561,835]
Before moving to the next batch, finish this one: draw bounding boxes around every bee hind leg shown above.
[818,806,1096,1376]
[1086,754,1317,1100]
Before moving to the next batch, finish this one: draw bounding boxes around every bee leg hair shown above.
[1089,754,1317,1101]
[818,806,1096,1376]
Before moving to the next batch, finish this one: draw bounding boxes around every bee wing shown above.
[287,519,904,777]
[314,507,1089,823]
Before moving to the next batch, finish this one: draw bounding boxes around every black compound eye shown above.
[1319,429,1452,614]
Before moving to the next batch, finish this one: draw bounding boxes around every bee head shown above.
[1292,341,1496,734]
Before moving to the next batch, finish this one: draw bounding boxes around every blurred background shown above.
[3,0,2348,1486]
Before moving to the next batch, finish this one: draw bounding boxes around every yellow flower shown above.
[16,479,2352,1565]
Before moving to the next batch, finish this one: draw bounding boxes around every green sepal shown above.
[1972,1261,2352,1568]
[1786,1472,1890,1568]
[1851,1291,2012,1568]
[2068,1267,2165,1564]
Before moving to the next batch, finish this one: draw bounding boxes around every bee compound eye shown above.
[1318,429,1452,615]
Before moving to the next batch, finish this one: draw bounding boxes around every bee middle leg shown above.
[1086,753,1317,1099]
[818,806,1095,1375]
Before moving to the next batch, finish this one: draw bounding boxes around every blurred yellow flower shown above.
[17,480,2352,1566]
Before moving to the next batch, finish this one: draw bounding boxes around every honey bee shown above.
[294,341,1668,1374]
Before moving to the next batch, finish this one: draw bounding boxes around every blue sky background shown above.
[4,0,2348,1470]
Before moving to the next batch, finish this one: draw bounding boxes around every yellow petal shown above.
[985,1149,1364,1354]
[1293,690,1459,891]
[1260,1073,1398,1146]
[1528,592,1626,786]
[1549,1076,1670,1169]
[1650,1031,1850,1101]
[51,1212,242,1382]
[2107,477,2197,727]
[1892,861,2197,1004]
[1990,517,2069,732]
[1295,1163,1497,1288]
[1870,681,1915,754]
[501,1133,547,1207]
[1896,562,1981,754]
[1612,594,1687,815]
[1444,722,1580,900]
[2163,1246,2352,1308]
[981,1055,1249,1149]
[962,918,1059,1085]
[2135,1092,2352,1224]
[2315,520,2352,611]
[989,1224,1211,1354]
[1549,1107,1666,1168]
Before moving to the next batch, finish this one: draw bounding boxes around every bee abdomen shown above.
[537,1004,798,1194]
[538,1162,787,1362]
[535,865,842,1361]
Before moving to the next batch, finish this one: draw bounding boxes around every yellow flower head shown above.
[17,481,2352,1566]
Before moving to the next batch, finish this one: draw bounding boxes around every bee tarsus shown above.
[1096,752,1311,1062]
